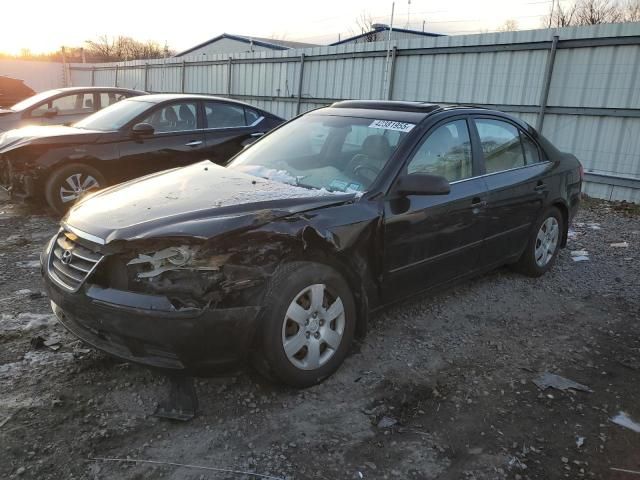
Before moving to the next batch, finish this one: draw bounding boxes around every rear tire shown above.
[258,261,356,388]
[514,206,563,277]
[44,163,106,215]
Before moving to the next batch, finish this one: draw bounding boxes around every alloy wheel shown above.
[281,283,346,371]
[59,173,100,203]
[534,217,559,267]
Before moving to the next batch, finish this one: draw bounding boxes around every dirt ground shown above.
[0,195,639,480]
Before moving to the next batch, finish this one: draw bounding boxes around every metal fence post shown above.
[114,64,119,87]
[387,46,398,100]
[181,60,186,93]
[227,57,233,96]
[90,67,95,86]
[536,35,559,132]
[296,53,306,115]
[144,63,149,91]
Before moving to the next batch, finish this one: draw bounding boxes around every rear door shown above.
[383,117,489,301]
[116,100,206,179]
[472,116,552,267]
[202,101,267,164]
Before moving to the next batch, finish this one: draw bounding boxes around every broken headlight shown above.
[126,245,232,279]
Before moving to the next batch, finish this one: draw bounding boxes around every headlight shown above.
[127,245,230,279]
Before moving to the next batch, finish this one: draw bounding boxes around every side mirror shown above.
[131,122,155,136]
[395,173,451,196]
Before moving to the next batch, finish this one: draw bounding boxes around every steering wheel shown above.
[353,164,381,182]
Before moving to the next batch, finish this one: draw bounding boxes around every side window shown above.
[244,107,262,126]
[140,102,198,133]
[520,132,541,164]
[407,119,473,182]
[33,93,95,116]
[205,102,247,128]
[100,92,128,109]
[475,119,525,173]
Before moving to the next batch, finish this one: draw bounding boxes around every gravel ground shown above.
[0,196,638,480]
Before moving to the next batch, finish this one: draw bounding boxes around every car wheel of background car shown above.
[44,163,106,215]
[259,261,356,388]
[514,206,563,277]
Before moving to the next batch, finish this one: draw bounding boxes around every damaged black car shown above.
[41,101,582,388]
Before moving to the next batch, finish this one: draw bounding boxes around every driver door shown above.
[382,117,489,302]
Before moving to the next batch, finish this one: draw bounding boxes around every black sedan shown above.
[41,101,582,388]
[0,94,283,213]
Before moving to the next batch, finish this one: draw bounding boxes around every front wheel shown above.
[259,261,356,388]
[44,163,106,215]
[514,207,563,277]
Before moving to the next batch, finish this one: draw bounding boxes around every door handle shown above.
[471,198,487,208]
[250,132,265,137]
[184,140,203,147]
[534,181,546,192]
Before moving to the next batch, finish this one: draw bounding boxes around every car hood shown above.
[66,161,356,243]
[0,125,102,152]
[0,108,14,116]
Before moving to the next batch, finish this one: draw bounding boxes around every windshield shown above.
[228,114,413,192]
[74,98,153,131]
[10,90,60,111]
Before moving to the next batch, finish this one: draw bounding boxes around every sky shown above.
[0,0,554,55]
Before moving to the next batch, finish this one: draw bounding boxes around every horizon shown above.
[0,0,555,56]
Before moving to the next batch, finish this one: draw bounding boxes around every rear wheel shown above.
[514,207,563,277]
[259,261,356,388]
[44,163,106,215]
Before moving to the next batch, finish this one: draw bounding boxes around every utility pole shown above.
[381,1,395,98]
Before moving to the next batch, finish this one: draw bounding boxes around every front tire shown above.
[514,206,563,277]
[44,163,106,215]
[259,261,356,388]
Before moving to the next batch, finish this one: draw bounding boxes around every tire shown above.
[44,163,106,215]
[514,206,563,277]
[258,261,357,388]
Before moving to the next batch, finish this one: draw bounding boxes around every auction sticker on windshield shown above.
[369,120,415,132]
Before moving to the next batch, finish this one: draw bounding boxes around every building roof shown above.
[175,33,318,57]
[330,25,443,46]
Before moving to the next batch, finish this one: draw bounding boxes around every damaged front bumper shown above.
[44,280,262,373]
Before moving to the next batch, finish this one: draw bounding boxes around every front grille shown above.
[48,230,104,292]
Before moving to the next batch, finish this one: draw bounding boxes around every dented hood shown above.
[66,161,355,243]
[0,124,102,151]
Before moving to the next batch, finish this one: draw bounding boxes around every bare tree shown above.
[623,0,640,20]
[499,19,520,31]
[543,0,579,27]
[576,0,623,24]
[84,35,167,62]
[351,11,378,42]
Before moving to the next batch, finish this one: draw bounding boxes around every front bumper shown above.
[44,279,262,373]
[0,156,36,199]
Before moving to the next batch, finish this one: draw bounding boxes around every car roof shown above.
[53,86,147,95]
[128,93,265,110]
[319,100,529,129]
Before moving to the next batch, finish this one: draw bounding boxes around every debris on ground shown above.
[610,412,640,433]
[610,241,629,248]
[576,436,585,448]
[532,372,593,393]
[570,250,590,262]
[377,416,398,429]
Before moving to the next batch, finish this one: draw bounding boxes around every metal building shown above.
[174,34,318,57]
[331,24,443,45]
